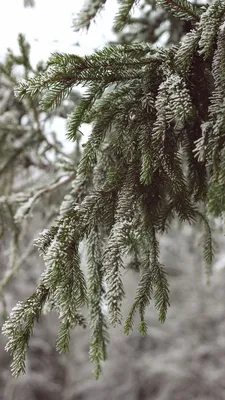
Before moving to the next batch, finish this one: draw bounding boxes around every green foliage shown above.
[156,0,202,21]
[2,284,49,376]
[3,0,225,379]
[114,0,140,32]
[87,229,109,378]
[124,226,170,335]
[198,0,225,59]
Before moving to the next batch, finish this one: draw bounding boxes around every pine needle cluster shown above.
[3,0,225,378]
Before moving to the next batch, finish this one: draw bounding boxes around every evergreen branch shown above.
[150,228,170,323]
[103,220,126,326]
[76,82,142,180]
[175,29,201,73]
[124,245,153,335]
[67,84,104,141]
[139,127,154,185]
[40,82,73,111]
[195,211,214,280]
[208,28,225,160]
[2,284,49,377]
[36,211,88,357]
[114,0,139,32]
[198,0,225,59]
[152,263,170,323]
[34,225,59,256]
[4,0,225,379]
[208,147,225,217]
[87,229,109,378]
[104,169,138,326]
[73,0,107,31]
[56,313,87,353]
[156,0,201,21]
[81,189,116,232]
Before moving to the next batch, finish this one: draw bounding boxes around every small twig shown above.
[0,205,60,298]
[0,138,43,176]
[14,171,76,223]
[39,130,71,159]
[0,293,8,321]
[28,171,76,208]
[0,239,35,294]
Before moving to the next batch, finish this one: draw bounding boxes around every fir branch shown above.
[139,127,154,185]
[34,225,59,256]
[124,244,153,335]
[4,0,225,379]
[156,0,201,21]
[40,82,73,111]
[150,230,170,323]
[18,34,32,74]
[207,28,225,166]
[81,189,116,232]
[73,0,107,31]
[56,313,87,353]
[38,211,87,355]
[67,84,104,141]
[15,46,159,112]
[175,29,201,73]
[114,0,140,32]
[104,237,125,326]
[198,0,225,59]
[87,229,109,378]
[2,284,49,377]
[104,169,138,326]
[195,211,214,280]
[124,224,169,334]
[208,148,225,217]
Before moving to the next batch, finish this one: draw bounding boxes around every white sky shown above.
[0,0,118,151]
[0,0,117,60]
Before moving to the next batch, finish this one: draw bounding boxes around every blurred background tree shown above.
[1,1,225,399]
[0,32,81,313]
[112,0,201,45]
[0,28,82,400]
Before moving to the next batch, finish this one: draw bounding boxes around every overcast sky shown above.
[0,0,117,60]
[0,0,118,150]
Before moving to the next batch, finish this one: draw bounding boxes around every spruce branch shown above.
[156,0,201,21]
[198,0,225,59]
[197,212,214,279]
[2,284,49,377]
[4,0,225,379]
[150,228,170,323]
[73,0,107,31]
[114,0,140,32]
[175,28,201,73]
[87,229,109,378]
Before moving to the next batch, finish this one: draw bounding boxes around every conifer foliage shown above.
[2,0,225,378]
